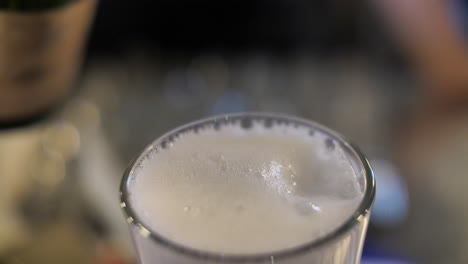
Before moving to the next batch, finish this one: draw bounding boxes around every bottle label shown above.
[0,0,96,121]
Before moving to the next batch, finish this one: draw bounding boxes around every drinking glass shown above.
[120,113,375,264]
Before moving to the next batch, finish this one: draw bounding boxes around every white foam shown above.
[128,120,364,254]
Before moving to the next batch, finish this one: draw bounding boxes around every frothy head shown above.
[124,114,368,255]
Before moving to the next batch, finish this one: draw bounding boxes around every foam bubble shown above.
[128,120,364,254]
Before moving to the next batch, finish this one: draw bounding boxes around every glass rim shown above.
[120,112,376,262]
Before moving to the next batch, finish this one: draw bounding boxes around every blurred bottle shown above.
[0,0,97,128]
[0,0,97,259]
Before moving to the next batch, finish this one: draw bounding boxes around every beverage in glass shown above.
[120,113,375,264]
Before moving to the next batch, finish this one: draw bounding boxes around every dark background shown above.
[87,0,396,59]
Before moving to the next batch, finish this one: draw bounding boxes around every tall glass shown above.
[120,113,375,264]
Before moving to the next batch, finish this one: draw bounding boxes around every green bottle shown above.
[0,0,97,128]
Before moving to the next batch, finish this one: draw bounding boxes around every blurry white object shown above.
[73,100,134,256]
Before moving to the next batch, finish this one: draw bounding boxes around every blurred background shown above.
[0,0,467,263]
